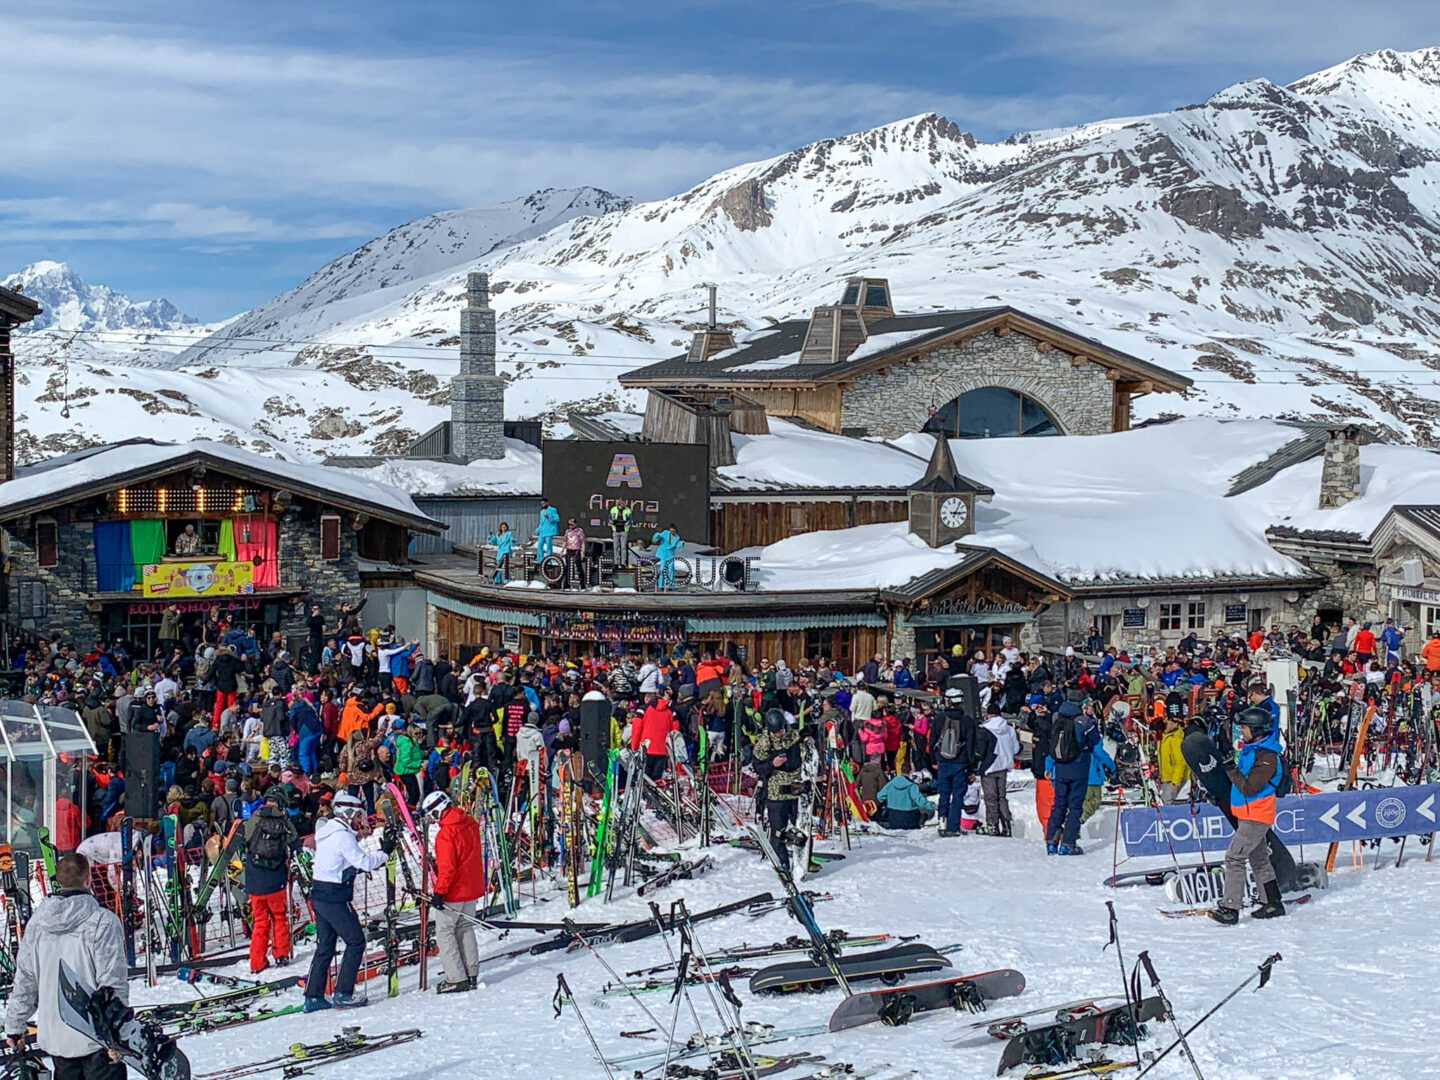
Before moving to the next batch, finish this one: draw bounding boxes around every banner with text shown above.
[1120,783,1440,857]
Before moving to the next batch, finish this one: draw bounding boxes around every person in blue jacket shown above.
[876,772,934,830]
[652,524,684,591]
[534,499,559,558]
[487,522,515,583]
[289,693,325,775]
[892,659,918,690]
[1043,699,1103,855]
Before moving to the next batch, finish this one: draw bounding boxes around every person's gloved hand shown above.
[430,893,445,910]
[379,831,397,855]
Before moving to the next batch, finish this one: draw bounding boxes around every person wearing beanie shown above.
[390,716,425,805]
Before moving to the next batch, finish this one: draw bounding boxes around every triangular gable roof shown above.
[878,544,1071,604]
[0,440,444,533]
[620,306,1191,394]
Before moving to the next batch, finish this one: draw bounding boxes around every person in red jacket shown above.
[421,790,485,993]
[1353,622,1376,663]
[632,693,678,781]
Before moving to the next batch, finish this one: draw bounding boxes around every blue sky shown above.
[5,0,1440,320]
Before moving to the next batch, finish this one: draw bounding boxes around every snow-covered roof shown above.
[716,419,933,492]
[0,438,443,532]
[347,438,544,497]
[731,418,1440,592]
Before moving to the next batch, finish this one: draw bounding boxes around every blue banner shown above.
[1120,783,1440,857]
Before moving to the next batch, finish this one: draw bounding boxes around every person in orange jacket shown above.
[422,790,485,993]
[1422,630,1440,672]
[631,692,678,781]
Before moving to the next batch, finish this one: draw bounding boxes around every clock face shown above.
[940,496,969,529]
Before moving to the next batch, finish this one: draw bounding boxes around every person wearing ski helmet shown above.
[303,791,392,1010]
[932,686,975,837]
[751,709,802,871]
[421,790,485,993]
[1210,705,1285,925]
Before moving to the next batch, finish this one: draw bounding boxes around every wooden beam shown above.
[1036,341,1052,353]
[1070,354,1088,367]
[1105,369,1123,382]
[995,326,1012,337]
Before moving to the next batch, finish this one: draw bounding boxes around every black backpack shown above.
[248,812,289,871]
[1051,715,1083,765]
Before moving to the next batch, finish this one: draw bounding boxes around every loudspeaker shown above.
[124,732,162,816]
[945,673,980,719]
[578,698,612,790]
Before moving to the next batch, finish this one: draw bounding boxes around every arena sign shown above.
[542,439,710,544]
[481,550,759,592]
[1120,782,1440,857]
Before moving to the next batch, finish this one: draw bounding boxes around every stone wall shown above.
[839,331,1116,439]
[1040,588,1328,653]
[8,517,96,641]
[277,507,365,639]
[1319,428,1362,509]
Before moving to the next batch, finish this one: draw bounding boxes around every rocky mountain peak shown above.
[1,262,194,334]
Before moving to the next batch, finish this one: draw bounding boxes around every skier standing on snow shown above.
[1211,705,1287,924]
[752,709,802,871]
[303,791,393,1011]
[421,790,485,993]
[244,786,298,974]
[1044,700,1100,855]
[4,854,127,1080]
[932,686,976,836]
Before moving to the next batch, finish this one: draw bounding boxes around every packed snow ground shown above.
[134,821,1440,1080]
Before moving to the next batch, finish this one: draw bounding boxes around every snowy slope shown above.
[17,49,1440,460]
[137,829,1440,1080]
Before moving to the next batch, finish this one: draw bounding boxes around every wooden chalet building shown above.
[0,439,443,656]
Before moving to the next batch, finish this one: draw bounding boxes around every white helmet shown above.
[332,791,365,821]
[420,790,451,818]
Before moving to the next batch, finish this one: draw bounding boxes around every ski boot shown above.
[1057,844,1084,856]
[330,992,368,1009]
[435,980,471,994]
[1046,843,1058,856]
[1208,905,1239,926]
[302,997,333,1013]
[1252,880,1286,920]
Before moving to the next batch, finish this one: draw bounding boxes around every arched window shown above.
[922,387,1060,439]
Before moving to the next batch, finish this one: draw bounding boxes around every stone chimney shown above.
[1318,425,1362,508]
[451,272,505,461]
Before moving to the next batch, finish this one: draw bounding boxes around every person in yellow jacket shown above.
[1157,717,1190,803]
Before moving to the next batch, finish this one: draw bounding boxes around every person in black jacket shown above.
[932,687,978,836]
[211,646,241,729]
[307,605,326,675]
[244,788,298,973]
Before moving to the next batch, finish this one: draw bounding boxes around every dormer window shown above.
[841,282,861,306]
[865,282,890,309]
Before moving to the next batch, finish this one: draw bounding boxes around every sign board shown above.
[1224,603,1248,624]
[1122,608,1146,628]
[501,625,521,650]
[142,559,255,599]
[1120,783,1440,857]
[542,439,710,544]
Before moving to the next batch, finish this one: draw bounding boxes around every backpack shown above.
[1051,716,1083,765]
[248,812,290,871]
[936,712,964,762]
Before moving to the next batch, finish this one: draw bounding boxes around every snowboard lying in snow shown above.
[1162,862,1327,906]
[995,996,1167,1074]
[827,968,1027,1030]
[749,942,952,994]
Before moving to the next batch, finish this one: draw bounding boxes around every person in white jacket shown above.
[4,854,127,1080]
[302,791,392,1012]
[981,710,1022,836]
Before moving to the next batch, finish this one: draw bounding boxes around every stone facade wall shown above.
[839,331,1116,439]
[1319,429,1362,509]
[1041,589,1321,653]
[277,507,365,639]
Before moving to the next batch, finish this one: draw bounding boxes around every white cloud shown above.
[0,198,383,242]
[0,12,1113,221]
[849,0,1440,68]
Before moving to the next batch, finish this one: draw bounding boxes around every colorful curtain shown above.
[128,519,167,582]
[93,521,134,592]
[234,516,278,588]
[217,519,236,562]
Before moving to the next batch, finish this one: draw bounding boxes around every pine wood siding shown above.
[709,498,907,551]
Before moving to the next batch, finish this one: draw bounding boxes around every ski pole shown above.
[553,973,618,1080]
[1134,954,1282,1079]
[1135,950,1205,1080]
[1102,902,1139,1047]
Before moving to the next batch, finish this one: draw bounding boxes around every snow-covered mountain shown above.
[3,261,194,334]
[16,48,1440,461]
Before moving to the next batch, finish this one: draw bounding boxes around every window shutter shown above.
[36,521,58,568]
[320,514,341,561]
